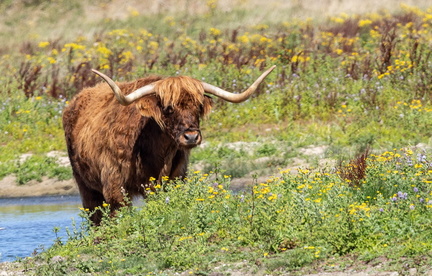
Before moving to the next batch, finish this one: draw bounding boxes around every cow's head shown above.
[134,76,212,148]
[92,66,276,148]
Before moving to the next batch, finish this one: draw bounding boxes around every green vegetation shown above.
[2,1,432,179]
[25,148,432,275]
[1,0,432,274]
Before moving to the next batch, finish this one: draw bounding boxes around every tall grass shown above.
[25,147,432,275]
[1,2,432,182]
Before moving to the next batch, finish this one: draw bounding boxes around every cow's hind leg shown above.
[76,178,105,225]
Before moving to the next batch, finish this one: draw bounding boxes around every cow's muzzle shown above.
[179,129,202,148]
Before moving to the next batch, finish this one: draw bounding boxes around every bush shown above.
[26,148,432,274]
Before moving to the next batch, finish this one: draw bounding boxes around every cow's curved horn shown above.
[201,65,276,103]
[92,69,156,106]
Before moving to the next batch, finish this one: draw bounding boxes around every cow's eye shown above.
[163,106,174,115]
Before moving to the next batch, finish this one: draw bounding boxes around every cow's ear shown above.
[201,95,213,117]
[136,96,164,128]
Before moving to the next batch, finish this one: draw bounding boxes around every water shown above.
[0,195,82,262]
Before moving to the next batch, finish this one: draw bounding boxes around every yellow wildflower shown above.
[38,41,50,48]
[209,28,221,37]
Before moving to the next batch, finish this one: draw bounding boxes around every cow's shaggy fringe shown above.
[155,76,205,108]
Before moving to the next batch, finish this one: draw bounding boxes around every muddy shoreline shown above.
[0,175,261,199]
[0,175,79,198]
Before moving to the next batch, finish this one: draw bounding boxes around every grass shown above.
[21,148,432,275]
[1,0,432,274]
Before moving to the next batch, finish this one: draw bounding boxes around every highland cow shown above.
[62,66,275,224]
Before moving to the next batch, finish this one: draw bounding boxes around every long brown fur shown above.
[156,76,206,108]
[63,75,213,224]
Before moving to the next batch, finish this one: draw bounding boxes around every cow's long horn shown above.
[92,69,156,106]
[201,65,276,103]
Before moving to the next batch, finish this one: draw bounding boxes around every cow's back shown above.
[63,83,118,189]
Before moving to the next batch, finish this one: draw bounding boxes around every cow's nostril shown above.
[184,133,198,142]
[183,131,200,143]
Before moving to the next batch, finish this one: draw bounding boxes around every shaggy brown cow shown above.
[63,66,275,224]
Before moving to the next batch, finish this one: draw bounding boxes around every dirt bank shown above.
[0,175,262,198]
[0,175,78,198]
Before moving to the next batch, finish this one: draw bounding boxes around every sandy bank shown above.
[0,175,78,198]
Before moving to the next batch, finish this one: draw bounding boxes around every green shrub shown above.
[23,148,432,274]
